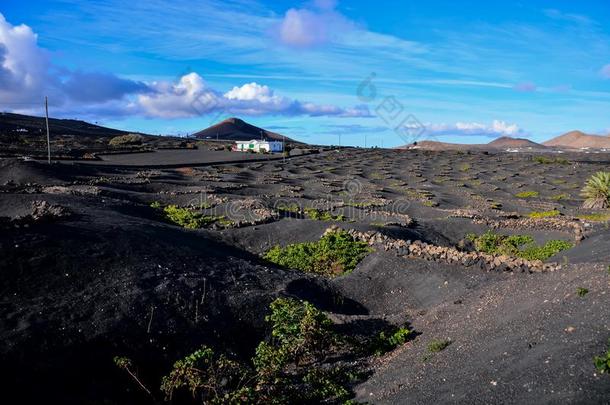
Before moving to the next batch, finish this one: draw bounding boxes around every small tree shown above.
[109,134,144,147]
[581,172,610,209]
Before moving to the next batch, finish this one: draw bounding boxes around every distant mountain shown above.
[397,140,471,151]
[487,136,546,149]
[192,117,299,143]
[397,137,545,151]
[543,130,610,149]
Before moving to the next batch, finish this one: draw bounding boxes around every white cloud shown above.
[138,73,222,119]
[0,13,52,104]
[275,1,353,48]
[0,13,367,120]
[138,74,371,118]
[224,82,278,103]
[425,120,524,138]
[0,12,149,109]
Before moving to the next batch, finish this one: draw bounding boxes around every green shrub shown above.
[254,298,335,377]
[581,172,610,209]
[518,240,573,261]
[304,207,345,221]
[116,297,417,403]
[109,134,143,146]
[528,210,561,219]
[276,203,300,213]
[160,347,251,402]
[577,212,610,222]
[427,339,452,353]
[264,230,372,276]
[162,205,215,229]
[370,326,411,355]
[594,339,610,375]
[152,204,230,229]
[550,193,569,201]
[459,163,471,172]
[534,156,569,165]
[516,191,539,198]
[467,231,572,261]
[576,287,589,297]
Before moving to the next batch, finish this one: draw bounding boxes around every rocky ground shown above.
[0,148,609,404]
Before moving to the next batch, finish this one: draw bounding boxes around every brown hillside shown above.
[192,117,299,143]
[543,130,610,149]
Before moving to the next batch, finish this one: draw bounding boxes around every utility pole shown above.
[282,134,286,163]
[364,133,367,148]
[45,96,51,164]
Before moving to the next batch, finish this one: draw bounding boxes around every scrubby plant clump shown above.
[466,231,572,261]
[528,210,561,219]
[594,339,610,375]
[581,171,610,209]
[515,191,539,198]
[427,339,452,353]
[150,203,231,229]
[115,297,415,403]
[264,230,372,276]
[304,207,345,221]
[109,134,143,146]
[161,347,252,402]
[534,156,569,165]
[370,326,412,355]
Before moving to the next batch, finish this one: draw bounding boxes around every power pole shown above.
[282,134,286,163]
[45,96,51,164]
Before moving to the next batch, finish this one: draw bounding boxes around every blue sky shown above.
[1,0,609,146]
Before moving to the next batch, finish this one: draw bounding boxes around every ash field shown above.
[1,147,609,404]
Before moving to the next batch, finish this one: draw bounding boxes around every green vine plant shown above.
[114,297,414,404]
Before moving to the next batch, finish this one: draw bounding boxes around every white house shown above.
[233,139,283,153]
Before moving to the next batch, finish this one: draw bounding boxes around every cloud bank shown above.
[274,0,354,48]
[0,13,368,120]
[424,120,525,138]
[138,74,371,118]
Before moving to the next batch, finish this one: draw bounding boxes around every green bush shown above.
[518,240,573,261]
[576,287,589,297]
[581,172,610,209]
[116,297,416,403]
[162,205,216,229]
[264,230,372,276]
[467,231,572,261]
[370,326,412,355]
[515,191,539,198]
[160,347,251,402]
[528,210,561,219]
[109,134,143,146]
[304,207,345,221]
[577,212,610,222]
[151,203,231,229]
[550,193,569,201]
[594,339,610,374]
[534,156,569,165]
[427,339,452,353]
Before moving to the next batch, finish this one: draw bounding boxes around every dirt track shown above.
[0,148,609,404]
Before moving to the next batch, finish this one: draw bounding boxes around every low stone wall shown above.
[325,226,561,273]
[446,210,585,241]
[3,200,72,230]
